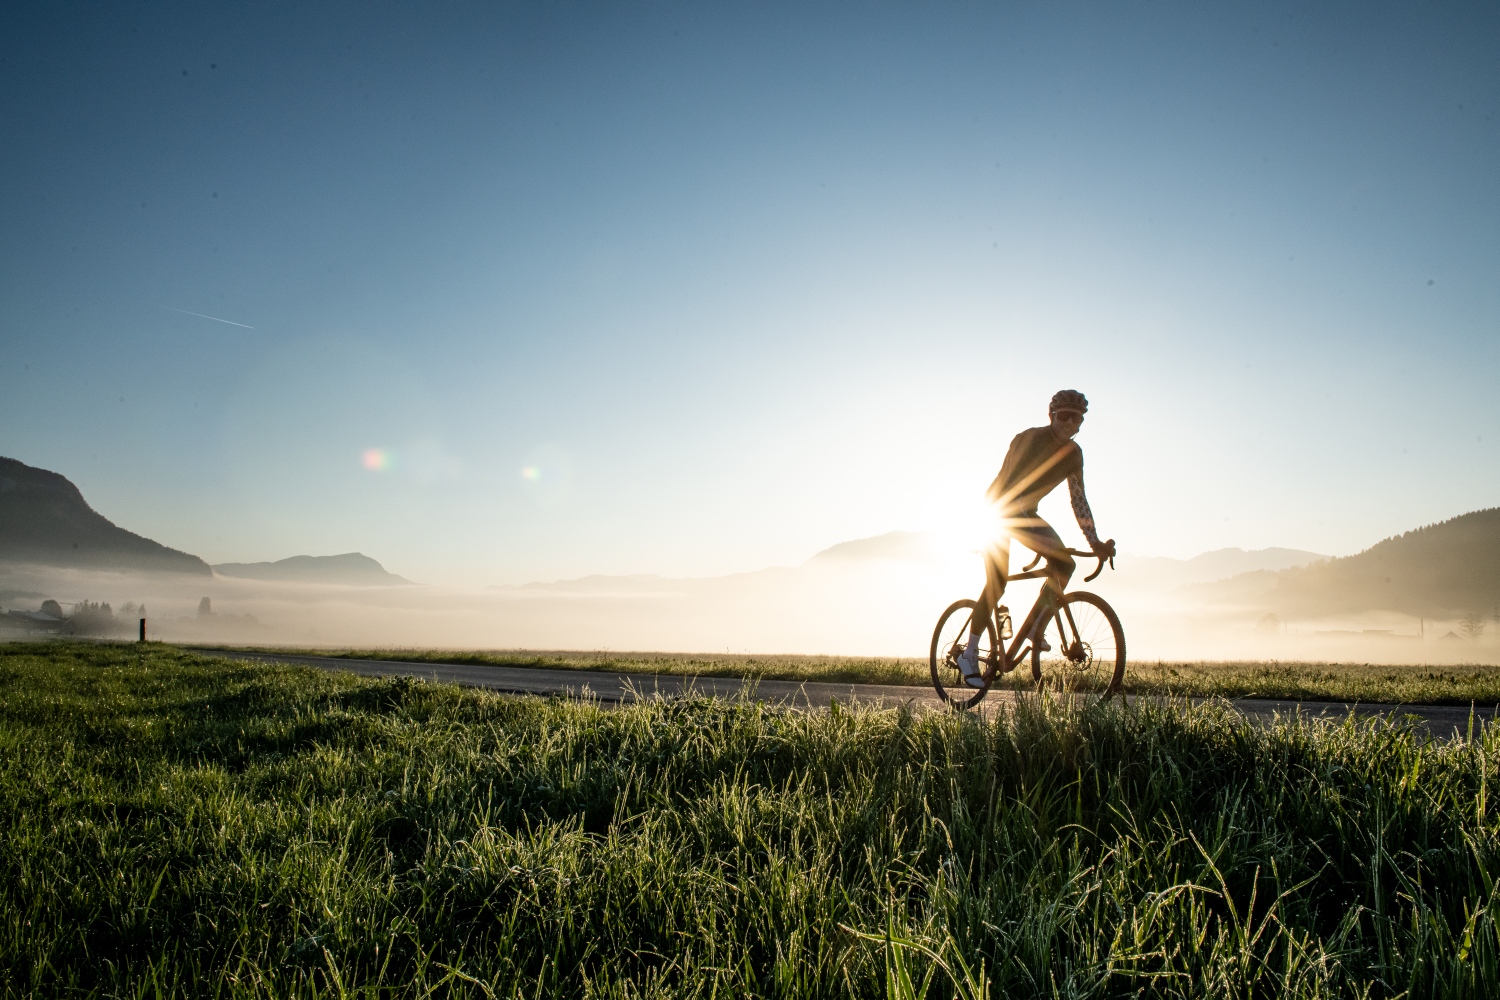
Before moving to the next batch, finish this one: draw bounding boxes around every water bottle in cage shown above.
[996,605,1013,639]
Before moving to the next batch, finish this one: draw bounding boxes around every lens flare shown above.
[362,448,392,472]
[927,496,1008,557]
[519,444,574,505]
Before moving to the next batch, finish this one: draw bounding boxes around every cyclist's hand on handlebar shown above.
[1080,539,1115,582]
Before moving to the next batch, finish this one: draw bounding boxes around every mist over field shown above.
[5,530,1494,665]
[5,445,1496,664]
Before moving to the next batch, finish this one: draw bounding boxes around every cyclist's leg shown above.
[957,537,1008,685]
[971,537,1010,636]
[1012,517,1073,598]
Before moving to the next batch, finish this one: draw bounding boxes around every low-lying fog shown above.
[3,538,1494,665]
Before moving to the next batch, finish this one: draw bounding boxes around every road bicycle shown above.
[929,546,1125,709]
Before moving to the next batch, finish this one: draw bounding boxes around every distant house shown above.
[0,609,74,635]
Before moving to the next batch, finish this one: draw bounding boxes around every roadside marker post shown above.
[139,618,146,642]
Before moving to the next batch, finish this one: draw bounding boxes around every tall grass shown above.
[3,641,1500,997]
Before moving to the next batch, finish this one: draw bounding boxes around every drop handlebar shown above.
[1017,547,1116,583]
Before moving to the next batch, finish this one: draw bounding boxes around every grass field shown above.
[5,641,1500,997]
[204,644,1500,705]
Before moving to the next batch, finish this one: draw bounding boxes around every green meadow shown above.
[4,641,1500,997]
[216,645,1500,705]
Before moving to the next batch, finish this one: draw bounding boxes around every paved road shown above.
[1228,696,1495,737]
[200,648,947,710]
[199,649,1497,737]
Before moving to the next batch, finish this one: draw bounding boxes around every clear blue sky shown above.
[2,2,1497,586]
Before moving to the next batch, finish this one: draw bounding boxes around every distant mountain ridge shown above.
[804,531,1326,585]
[1253,508,1500,617]
[0,456,210,575]
[808,531,935,562]
[1125,547,1328,587]
[500,535,1328,596]
[213,553,413,587]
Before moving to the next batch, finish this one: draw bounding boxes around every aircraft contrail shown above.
[166,307,255,329]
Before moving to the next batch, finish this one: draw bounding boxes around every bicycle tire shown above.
[930,599,997,710]
[1030,591,1126,703]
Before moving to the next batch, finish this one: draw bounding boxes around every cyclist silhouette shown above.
[955,389,1116,688]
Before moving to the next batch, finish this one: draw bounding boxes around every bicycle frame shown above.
[979,547,1110,674]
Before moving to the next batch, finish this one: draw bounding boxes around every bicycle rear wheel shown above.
[930,599,998,710]
[1030,591,1125,703]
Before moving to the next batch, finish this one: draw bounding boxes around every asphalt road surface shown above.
[199,648,1496,738]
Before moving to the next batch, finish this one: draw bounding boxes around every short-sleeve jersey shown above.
[984,426,1082,514]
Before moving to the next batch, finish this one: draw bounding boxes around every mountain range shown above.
[500,514,1497,626]
[1121,547,1328,586]
[1207,508,1500,618]
[213,553,413,586]
[0,456,210,574]
[3,455,1496,620]
[0,455,405,585]
[504,533,1330,595]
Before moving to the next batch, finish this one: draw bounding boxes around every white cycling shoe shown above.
[956,647,986,689]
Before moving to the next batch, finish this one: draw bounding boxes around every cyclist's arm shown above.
[1067,470,1109,554]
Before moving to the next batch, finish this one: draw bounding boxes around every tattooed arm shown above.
[1068,470,1114,557]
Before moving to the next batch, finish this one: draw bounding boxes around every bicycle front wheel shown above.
[1030,591,1125,703]
[930,599,997,710]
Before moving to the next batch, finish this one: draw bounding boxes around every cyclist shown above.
[956,389,1116,688]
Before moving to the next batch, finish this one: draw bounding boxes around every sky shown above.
[2,1,1497,588]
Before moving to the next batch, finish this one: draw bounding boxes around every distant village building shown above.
[0,608,73,634]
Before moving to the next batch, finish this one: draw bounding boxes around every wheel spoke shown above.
[1031,593,1126,702]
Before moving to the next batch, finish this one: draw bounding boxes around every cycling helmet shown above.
[1049,389,1088,414]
